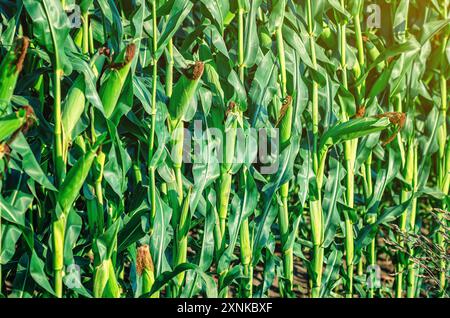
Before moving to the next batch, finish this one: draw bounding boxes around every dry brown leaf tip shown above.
[355,106,366,118]
[374,112,406,146]
[109,43,137,70]
[225,101,237,118]
[22,105,36,134]
[99,46,111,58]
[14,37,30,73]
[184,61,205,81]
[276,95,293,127]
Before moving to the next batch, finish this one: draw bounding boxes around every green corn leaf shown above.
[243,0,261,68]
[9,254,34,298]
[268,0,286,33]
[0,107,33,142]
[319,117,392,159]
[62,51,108,141]
[23,0,72,73]
[200,0,228,33]
[9,133,57,191]
[155,0,193,60]
[0,37,29,114]
[30,250,56,296]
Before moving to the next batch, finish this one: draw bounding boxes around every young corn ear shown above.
[62,49,109,161]
[320,23,337,49]
[93,258,121,298]
[99,43,136,118]
[216,103,241,296]
[58,135,106,214]
[62,48,109,136]
[365,39,386,73]
[167,61,204,130]
[168,62,204,206]
[277,95,294,294]
[278,96,293,150]
[239,171,253,298]
[0,37,29,114]
[136,245,158,298]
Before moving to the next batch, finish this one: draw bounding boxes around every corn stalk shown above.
[306,0,324,298]
[436,0,449,297]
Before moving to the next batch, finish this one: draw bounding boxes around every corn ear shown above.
[365,40,386,72]
[93,258,121,298]
[168,61,204,130]
[320,24,337,49]
[218,104,239,237]
[74,28,83,48]
[137,245,158,298]
[99,43,136,118]
[278,96,293,151]
[0,37,29,114]
[58,133,106,214]
[222,104,239,173]
[62,51,108,142]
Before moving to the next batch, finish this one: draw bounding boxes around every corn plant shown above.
[0,0,448,299]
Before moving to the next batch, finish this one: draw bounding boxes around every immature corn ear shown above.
[364,37,385,73]
[61,49,109,162]
[62,49,109,141]
[136,244,158,298]
[217,102,239,253]
[99,43,136,118]
[74,28,83,48]
[168,61,204,130]
[93,258,121,298]
[222,101,239,172]
[58,133,107,215]
[319,23,337,48]
[277,95,293,149]
[0,106,35,143]
[0,37,29,114]
[0,143,11,178]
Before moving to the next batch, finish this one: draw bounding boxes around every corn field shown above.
[0,0,448,299]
